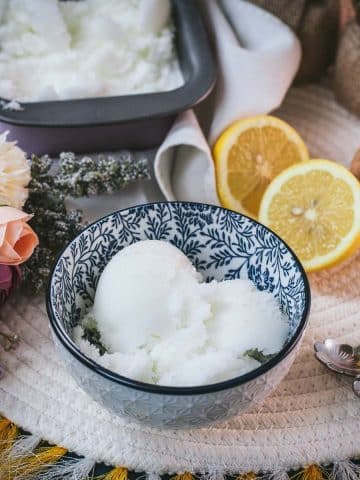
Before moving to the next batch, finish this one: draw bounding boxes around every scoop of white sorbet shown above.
[75,239,289,387]
[93,240,209,354]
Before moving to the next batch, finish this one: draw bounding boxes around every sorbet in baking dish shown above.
[0,0,183,102]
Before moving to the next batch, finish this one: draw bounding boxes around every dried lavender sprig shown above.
[22,151,150,294]
[55,152,150,197]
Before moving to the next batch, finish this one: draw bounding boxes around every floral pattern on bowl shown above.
[47,202,310,428]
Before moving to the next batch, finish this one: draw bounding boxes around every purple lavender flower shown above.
[0,264,22,307]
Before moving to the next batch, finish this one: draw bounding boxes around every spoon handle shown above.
[353,377,360,397]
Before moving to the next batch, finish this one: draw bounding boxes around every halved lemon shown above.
[213,115,309,218]
[259,159,360,272]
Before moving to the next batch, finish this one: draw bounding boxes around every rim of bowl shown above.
[47,201,311,396]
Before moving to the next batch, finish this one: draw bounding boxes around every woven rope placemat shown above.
[0,85,360,475]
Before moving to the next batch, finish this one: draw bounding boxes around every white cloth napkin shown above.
[155,0,301,204]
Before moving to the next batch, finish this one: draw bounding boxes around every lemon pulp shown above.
[259,159,360,271]
[214,115,309,218]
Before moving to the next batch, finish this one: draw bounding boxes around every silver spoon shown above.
[314,339,360,397]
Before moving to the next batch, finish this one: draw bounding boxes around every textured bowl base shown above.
[60,337,300,429]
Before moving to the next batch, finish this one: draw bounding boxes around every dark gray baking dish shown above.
[0,0,216,155]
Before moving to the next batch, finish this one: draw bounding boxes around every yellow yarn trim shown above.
[293,464,327,480]
[170,473,194,480]
[0,445,67,480]
[0,418,11,432]
[0,418,18,454]
[237,472,257,480]
[103,467,128,480]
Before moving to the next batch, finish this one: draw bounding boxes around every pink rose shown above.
[0,207,39,265]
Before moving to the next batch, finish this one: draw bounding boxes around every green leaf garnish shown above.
[81,317,107,355]
[244,348,276,364]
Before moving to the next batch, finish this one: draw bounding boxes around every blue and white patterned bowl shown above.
[47,202,310,428]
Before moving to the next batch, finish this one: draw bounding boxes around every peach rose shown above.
[0,206,39,265]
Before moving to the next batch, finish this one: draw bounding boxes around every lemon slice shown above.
[259,159,360,272]
[213,115,309,218]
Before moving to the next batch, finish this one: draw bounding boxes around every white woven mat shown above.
[1,85,360,474]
